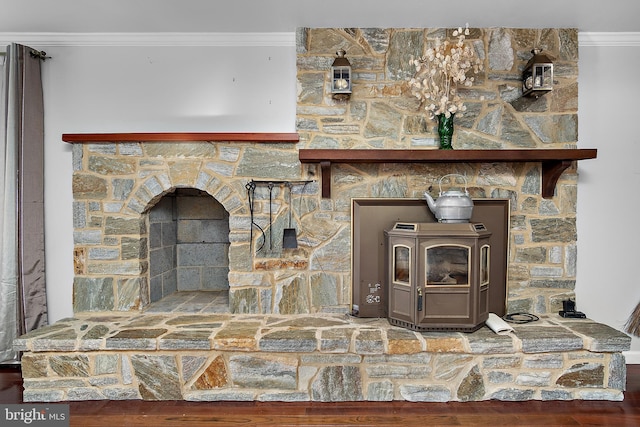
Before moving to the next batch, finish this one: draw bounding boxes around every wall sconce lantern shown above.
[522,48,553,97]
[331,49,352,100]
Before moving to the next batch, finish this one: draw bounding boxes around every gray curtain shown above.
[0,43,47,365]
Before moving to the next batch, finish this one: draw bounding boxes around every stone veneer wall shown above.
[71,27,580,315]
[295,27,580,315]
[71,141,318,313]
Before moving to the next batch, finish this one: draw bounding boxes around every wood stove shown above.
[385,222,491,331]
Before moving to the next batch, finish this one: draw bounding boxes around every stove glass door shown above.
[481,244,490,285]
[393,245,411,285]
[425,245,470,286]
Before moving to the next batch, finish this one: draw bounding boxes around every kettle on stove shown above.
[424,174,474,223]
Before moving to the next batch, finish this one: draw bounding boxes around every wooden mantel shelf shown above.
[62,132,300,143]
[298,149,598,199]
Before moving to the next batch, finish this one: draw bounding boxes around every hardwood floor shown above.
[2,365,639,426]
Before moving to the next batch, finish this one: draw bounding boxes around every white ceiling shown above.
[1,0,639,34]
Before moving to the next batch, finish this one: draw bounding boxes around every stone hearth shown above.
[15,313,630,402]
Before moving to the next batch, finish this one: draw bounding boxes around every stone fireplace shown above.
[69,139,335,315]
[14,26,632,403]
[66,26,586,318]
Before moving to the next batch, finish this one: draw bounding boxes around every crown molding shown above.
[1,31,639,48]
[0,32,296,47]
[578,32,640,47]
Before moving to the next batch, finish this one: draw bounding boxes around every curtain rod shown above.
[0,50,50,60]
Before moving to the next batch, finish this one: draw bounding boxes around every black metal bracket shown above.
[249,180,314,186]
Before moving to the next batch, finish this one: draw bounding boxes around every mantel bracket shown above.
[541,160,573,198]
[320,161,332,198]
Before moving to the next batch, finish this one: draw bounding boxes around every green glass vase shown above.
[437,113,455,150]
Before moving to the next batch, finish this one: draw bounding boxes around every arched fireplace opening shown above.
[147,188,230,312]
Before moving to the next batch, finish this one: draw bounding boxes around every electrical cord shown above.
[502,312,539,324]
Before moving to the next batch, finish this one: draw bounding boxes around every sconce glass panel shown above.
[332,67,351,92]
[533,64,553,90]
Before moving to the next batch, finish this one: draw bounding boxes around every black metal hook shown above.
[29,49,51,61]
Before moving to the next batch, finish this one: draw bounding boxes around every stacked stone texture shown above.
[296,27,580,317]
[71,27,580,317]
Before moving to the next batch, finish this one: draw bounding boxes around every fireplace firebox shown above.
[385,222,491,331]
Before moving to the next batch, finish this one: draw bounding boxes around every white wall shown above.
[29,34,640,362]
[577,39,640,363]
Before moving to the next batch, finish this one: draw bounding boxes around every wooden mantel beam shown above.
[62,132,300,143]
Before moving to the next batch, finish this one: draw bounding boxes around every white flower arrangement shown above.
[408,25,483,119]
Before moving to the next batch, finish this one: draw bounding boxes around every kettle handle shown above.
[438,173,469,195]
